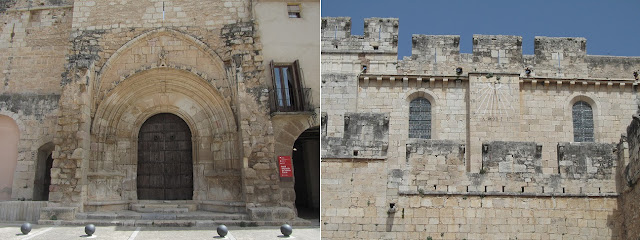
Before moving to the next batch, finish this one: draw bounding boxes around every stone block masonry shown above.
[322,159,619,239]
[322,16,640,239]
[617,114,640,239]
[321,113,389,159]
[0,0,320,225]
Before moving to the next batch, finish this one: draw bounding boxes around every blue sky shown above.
[321,0,640,58]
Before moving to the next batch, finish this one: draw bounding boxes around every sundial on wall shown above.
[472,75,516,121]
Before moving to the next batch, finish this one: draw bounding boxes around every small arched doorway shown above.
[137,113,193,200]
[33,142,54,201]
[293,127,320,219]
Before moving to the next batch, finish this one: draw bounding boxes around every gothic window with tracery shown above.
[572,101,594,142]
[409,97,431,139]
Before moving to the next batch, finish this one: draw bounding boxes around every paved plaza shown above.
[0,223,320,240]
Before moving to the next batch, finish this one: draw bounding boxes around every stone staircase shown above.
[130,200,197,213]
[38,201,313,227]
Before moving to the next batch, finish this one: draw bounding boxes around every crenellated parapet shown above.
[472,35,523,67]
[324,17,640,79]
[532,37,588,78]
[400,34,640,79]
[321,17,398,53]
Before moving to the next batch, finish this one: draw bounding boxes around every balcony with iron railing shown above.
[269,88,314,114]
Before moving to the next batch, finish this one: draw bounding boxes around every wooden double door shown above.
[137,113,193,200]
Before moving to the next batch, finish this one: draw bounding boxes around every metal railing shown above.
[269,88,313,113]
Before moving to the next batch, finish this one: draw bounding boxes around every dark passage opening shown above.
[33,143,54,201]
[293,127,320,220]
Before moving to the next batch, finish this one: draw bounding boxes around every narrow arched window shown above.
[409,97,431,139]
[572,101,594,142]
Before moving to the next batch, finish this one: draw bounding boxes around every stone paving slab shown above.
[0,223,320,240]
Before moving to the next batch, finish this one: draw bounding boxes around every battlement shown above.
[324,17,640,79]
[534,36,586,59]
[410,35,460,62]
[321,17,352,40]
[404,33,640,78]
[472,35,523,65]
[321,17,398,53]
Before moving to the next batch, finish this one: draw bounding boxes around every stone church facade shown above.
[0,0,319,225]
[322,17,640,239]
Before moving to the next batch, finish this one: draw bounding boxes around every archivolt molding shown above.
[92,68,237,141]
[95,28,233,111]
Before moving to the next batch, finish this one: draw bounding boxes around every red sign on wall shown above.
[278,156,293,178]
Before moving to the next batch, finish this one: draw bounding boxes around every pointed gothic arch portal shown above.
[293,127,320,219]
[137,113,193,200]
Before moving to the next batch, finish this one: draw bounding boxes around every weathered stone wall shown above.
[520,82,637,174]
[323,140,620,239]
[354,78,467,167]
[322,16,637,238]
[0,0,317,222]
[254,0,321,217]
[47,0,289,219]
[0,2,72,94]
[400,35,461,75]
[394,32,640,80]
[321,17,398,74]
[320,73,359,138]
[587,55,640,79]
[322,113,389,159]
[321,17,397,53]
[0,0,70,201]
[322,158,619,240]
[322,17,638,174]
[0,94,59,200]
[70,0,248,31]
[618,114,640,239]
[397,140,617,196]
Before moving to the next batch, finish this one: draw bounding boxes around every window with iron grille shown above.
[271,60,304,112]
[572,101,594,142]
[409,97,431,139]
[287,3,301,18]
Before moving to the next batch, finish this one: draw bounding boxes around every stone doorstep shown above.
[76,210,249,221]
[198,200,247,214]
[135,207,190,213]
[37,218,314,227]
[131,203,198,212]
[198,204,246,214]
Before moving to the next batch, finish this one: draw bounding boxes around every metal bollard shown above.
[217,224,228,238]
[280,224,292,237]
[20,222,32,235]
[85,224,96,236]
